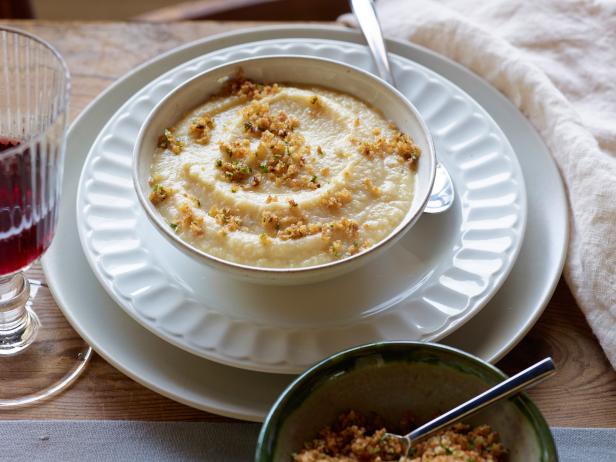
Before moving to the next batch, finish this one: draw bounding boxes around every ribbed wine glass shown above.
[0,26,92,408]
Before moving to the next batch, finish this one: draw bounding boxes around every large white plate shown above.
[76,40,526,374]
[43,26,567,420]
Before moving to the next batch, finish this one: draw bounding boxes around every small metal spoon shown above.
[351,0,455,214]
[386,357,556,457]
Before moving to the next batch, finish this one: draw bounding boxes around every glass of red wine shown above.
[0,27,91,408]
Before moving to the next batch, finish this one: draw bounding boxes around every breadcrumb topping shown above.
[149,184,171,205]
[211,96,315,191]
[278,221,322,241]
[177,203,204,236]
[209,206,242,232]
[242,100,300,138]
[293,410,506,462]
[188,115,215,144]
[223,74,280,100]
[309,95,321,107]
[320,188,353,210]
[218,139,251,160]
[158,128,184,155]
[217,158,253,182]
[358,130,421,170]
[261,210,281,232]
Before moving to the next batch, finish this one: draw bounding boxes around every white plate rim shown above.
[43,25,568,421]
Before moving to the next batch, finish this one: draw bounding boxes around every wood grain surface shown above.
[1,20,615,427]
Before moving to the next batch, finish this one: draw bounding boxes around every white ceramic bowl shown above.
[133,55,436,285]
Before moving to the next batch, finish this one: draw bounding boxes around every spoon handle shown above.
[350,0,396,86]
[408,357,556,443]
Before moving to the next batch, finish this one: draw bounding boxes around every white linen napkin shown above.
[340,0,616,368]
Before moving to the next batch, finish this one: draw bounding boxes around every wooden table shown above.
[2,20,616,427]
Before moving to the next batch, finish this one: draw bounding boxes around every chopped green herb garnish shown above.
[259,162,269,173]
[310,175,317,183]
[169,223,178,231]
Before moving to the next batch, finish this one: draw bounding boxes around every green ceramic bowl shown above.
[256,342,557,461]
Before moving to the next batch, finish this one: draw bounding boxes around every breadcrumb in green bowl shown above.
[256,342,557,462]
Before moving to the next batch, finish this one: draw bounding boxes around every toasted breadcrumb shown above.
[320,189,352,210]
[278,221,322,241]
[217,158,252,182]
[261,211,281,232]
[158,128,183,154]
[213,100,312,191]
[318,218,362,256]
[209,206,241,232]
[293,411,506,462]
[149,184,171,205]
[223,73,280,100]
[218,139,251,159]
[188,115,215,144]
[178,203,204,236]
[358,129,421,169]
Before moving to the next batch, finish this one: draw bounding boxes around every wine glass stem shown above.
[0,272,40,356]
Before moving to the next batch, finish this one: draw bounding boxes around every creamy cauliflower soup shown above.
[148,76,421,268]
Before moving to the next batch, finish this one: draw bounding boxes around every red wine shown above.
[0,137,57,275]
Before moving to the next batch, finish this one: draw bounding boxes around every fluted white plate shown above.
[76,39,526,374]
[45,25,566,420]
